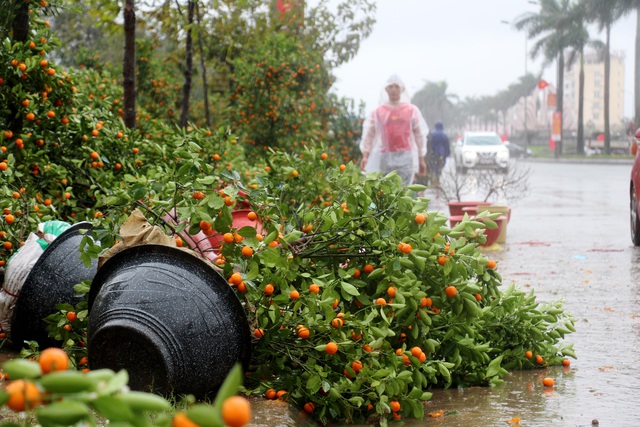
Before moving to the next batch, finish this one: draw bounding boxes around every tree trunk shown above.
[123,0,137,129]
[635,6,640,132]
[556,51,565,158]
[178,0,195,128]
[13,1,29,42]
[195,2,211,126]
[577,51,585,156]
[9,2,29,133]
[604,23,611,155]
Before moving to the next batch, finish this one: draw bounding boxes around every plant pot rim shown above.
[447,201,492,206]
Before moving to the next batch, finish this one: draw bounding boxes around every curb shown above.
[524,157,634,165]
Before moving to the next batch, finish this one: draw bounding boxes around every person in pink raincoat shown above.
[359,74,428,186]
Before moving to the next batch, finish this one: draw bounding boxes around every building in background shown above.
[564,51,626,133]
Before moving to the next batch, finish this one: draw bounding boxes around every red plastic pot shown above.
[448,215,507,247]
[206,209,263,250]
[163,210,217,262]
[447,201,491,217]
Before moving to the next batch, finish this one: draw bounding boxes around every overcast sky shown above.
[329,1,636,117]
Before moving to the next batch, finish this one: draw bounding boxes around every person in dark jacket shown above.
[426,121,450,185]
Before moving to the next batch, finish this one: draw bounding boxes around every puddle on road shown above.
[402,367,584,427]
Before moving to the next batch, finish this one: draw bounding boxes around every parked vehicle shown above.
[453,131,510,173]
[630,128,640,245]
[504,141,532,158]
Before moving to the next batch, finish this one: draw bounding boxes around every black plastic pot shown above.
[87,244,252,398]
[11,222,97,349]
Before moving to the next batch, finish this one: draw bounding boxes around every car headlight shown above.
[496,150,509,160]
[463,150,476,160]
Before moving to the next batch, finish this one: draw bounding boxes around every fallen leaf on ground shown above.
[428,410,444,418]
[506,417,520,424]
[599,365,615,372]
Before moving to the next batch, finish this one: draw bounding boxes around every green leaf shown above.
[367,267,385,280]
[420,392,433,401]
[406,184,427,192]
[372,368,392,379]
[130,184,147,200]
[197,176,216,185]
[282,230,303,243]
[36,401,90,426]
[340,281,360,296]
[306,375,322,392]
[187,404,219,427]
[91,396,134,422]
[348,396,364,406]
[409,254,426,271]
[437,362,451,384]
[264,230,279,244]
[102,370,129,394]
[118,391,171,412]
[3,359,42,380]
[408,387,423,399]
[485,355,504,378]
[188,141,202,151]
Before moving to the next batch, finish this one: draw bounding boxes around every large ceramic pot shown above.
[87,244,252,398]
[11,222,98,349]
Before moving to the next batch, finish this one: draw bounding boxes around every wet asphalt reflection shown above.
[410,160,640,426]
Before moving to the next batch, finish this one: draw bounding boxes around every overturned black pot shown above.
[11,222,97,349]
[87,244,252,398]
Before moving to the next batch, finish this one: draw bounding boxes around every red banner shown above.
[547,93,556,108]
[551,111,562,142]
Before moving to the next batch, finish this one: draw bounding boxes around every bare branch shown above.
[436,160,531,204]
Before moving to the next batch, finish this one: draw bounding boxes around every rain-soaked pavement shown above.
[409,160,640,426]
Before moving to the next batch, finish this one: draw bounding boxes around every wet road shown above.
[417,160,640,426]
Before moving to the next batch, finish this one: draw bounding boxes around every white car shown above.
[454,131,510,173]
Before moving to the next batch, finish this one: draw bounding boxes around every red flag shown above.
[538,79,549,90]
[276,0,304,20]
[277,0,292,14]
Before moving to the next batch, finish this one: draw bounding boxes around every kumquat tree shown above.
[0,0,576,426]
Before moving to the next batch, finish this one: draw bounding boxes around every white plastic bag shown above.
[0,220,71,336]
[0,233,44,335]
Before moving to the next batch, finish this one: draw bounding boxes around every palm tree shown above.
[564,2,604,155]
[615,0,640,133]
[515,0,577,157]
[411,81,459,130]
[505,74,539,144]
[583,0,626,154]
